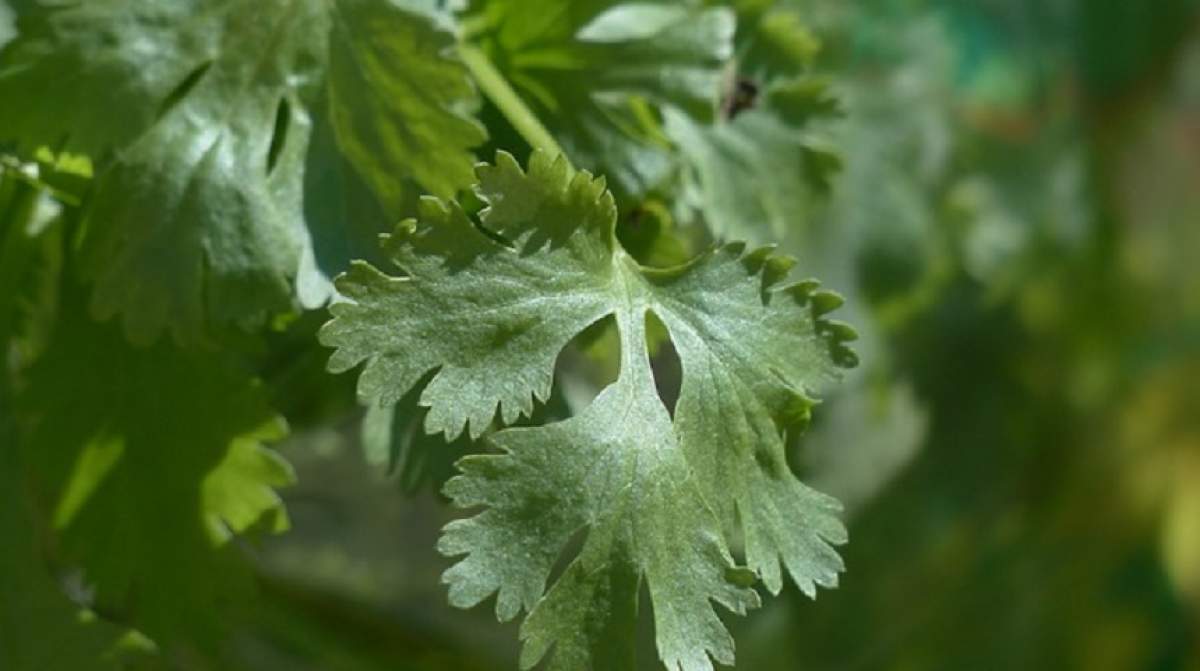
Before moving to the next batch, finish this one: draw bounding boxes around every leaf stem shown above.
[458,43,569,163]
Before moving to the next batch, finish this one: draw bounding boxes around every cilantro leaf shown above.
[17,293,294,644]
[0,154,76,370]
[320,150,856,669]
[0,0,485,344]
[361,376,472,492]
[468,1,733,199]
[0,2,13,49]
[0,157,47,341]
[666,78,842,243]
[1,388,142,670]
[731,1,823,82]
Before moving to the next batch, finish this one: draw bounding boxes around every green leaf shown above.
[324,0,484,207]
[469,1,733,199]
[0,402,143,669]
[320,150,856,669]
[0,0,485,344]
[0,158,46,339]
[0,2,14,49]
[296,97,397,308]
[361,376,472,493]
[0,155,71,367]
[665,78,842,243]
[731,2,822,81]
[17,291,294,644]
[361,366,578,493]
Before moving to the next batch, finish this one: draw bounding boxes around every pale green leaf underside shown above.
[0,0,484,344]
[320,150,856,669]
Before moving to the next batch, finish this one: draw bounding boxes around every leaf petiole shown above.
[457,43,569,164]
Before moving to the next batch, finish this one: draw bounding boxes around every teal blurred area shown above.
[751,1,1200,669]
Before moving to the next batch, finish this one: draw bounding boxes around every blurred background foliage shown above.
[246,1,1200,668]
[3,0,1200,668]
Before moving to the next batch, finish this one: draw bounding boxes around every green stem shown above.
[458,43,569,163]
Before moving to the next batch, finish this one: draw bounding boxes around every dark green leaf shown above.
[0,0,486,344]
[18,291,294,644]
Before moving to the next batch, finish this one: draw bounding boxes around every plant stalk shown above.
[458,43,569,163]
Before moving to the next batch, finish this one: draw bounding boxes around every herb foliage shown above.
[0,2,855,668]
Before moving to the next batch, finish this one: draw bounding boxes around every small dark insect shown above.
[720,76,760,121]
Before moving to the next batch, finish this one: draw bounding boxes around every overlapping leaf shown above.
[0,157,46,341]
[0,0,485,344]
[320,151,856,669]
[467,0,733,200]
[0,2,14,49]
[0,154,77,369]
[665,78,841,243]
[729,0,822,81]
[361,376,472,493]
[0,425,135,670]
[17,293,295,644]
